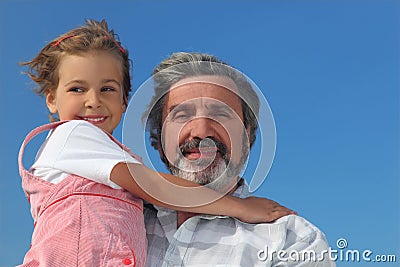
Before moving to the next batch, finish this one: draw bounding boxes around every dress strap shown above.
[18,121,70,175]
[105,133,143,163]
[18,120,142,175]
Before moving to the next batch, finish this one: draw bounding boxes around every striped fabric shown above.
[144,182,336,267]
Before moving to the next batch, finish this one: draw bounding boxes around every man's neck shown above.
[176,178,243,228]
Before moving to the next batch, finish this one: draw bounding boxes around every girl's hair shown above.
[20,19,131,117]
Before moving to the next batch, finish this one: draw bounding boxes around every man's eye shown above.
[174,113,190,119]
[212,111,233,121]
[170,111,193,122]
[215,112,230,118]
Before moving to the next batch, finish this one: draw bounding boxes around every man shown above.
[143,52,335,266]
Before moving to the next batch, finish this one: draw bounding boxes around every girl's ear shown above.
[46,90,58,114]
[122,97,128,113]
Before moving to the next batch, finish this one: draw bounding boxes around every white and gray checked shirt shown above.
[144,181,336,267]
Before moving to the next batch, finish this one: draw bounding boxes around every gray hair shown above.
[143,52,260,158]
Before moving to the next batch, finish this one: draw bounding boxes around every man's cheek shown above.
[161,123,181,164]
[224,123,248,165]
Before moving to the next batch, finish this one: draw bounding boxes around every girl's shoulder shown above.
[40,120,114,152]
[52,120,108,139]
[53,119,101,132]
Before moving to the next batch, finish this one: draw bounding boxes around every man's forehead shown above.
[167,75,241,104]
[168,98,234,113]
[171,75,238,91]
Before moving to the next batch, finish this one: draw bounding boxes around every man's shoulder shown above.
[274,214,327,240]
[235,184,327,239]
[274,214,323,231]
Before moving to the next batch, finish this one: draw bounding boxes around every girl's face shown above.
[46,51,126,134]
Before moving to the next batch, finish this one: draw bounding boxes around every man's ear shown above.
[246,126,251,142]
[46,90,58,114]
[157,141,164,157]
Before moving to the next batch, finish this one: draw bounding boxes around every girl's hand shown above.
[235,196,297,223]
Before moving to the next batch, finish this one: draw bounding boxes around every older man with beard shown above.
[142,52,335,267]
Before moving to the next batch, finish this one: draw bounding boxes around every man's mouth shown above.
[179,137,227,161]
[184,147,220,160]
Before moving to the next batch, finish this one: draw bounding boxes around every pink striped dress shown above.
[18,122,147,266]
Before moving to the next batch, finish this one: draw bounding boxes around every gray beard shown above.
[169,152,247,192]
[166,133,250,192]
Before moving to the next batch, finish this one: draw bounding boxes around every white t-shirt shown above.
[31,120,141,189]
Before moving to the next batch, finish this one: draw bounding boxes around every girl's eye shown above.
[69,87,84,93]
[102,86,116,92]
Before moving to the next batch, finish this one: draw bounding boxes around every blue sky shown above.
[1,1,399,266]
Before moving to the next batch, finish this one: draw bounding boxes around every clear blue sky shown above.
[1,1,399,266]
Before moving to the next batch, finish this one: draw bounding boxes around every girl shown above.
[18,19,293,266]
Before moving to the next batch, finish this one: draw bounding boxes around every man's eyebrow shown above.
[168,105,178,113]
[168,103,193,113]
[207,103,234,114]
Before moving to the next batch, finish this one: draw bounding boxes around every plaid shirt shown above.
[144,181,335,267]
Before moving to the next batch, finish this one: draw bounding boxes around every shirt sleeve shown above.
[31,120,142,189]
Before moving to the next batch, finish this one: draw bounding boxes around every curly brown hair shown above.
[20,19,132,120]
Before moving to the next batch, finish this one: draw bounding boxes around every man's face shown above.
[160,75,250,191]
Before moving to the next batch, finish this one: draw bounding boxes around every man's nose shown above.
[187,117,217,139]
[85,90,101,109]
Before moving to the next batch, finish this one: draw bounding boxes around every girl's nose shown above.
[85,90,101,109]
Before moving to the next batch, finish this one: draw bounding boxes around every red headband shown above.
[52,35,125,54]
[52,35,75,47]
[103,35,125,54]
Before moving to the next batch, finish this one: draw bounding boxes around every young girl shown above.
[18,19,293,266]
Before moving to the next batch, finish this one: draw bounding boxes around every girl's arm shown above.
[111,162,295,223]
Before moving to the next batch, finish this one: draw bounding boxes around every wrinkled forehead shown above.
[171,75,238,91]
[167,75,241,105]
